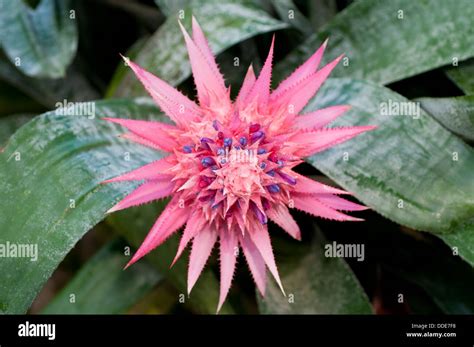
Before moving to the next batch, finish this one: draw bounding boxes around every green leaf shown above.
[0,0,78,79]
[445,59,474,95]
[417,96,474,141]
[42,239,162,314]
[107,203,235,314]
[305,78,474,265]
[439,229,474,270]
[154,0,191,16]
[271,0,312,35]
[0,98,166,313]
[275,0,474,85]
[308,0,337,31]
[258,226,372,314]
[0,113,34,146]
[113,0,287,97]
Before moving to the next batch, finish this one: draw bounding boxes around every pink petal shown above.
[125,196,190,268]
[103,158,173,183]
[272,39,327,99]
[217,228,238,313]
[188,225,218,294]
[272,55,343,115]
[171,211,205,267]
[191,16,224,88]
[292,193,363,221]
[266,204,301,240]
[248,223,285,295]
[293,126,376,157]
[236,65,256,106]
[178,21,228,107]
[293,172,350,195]
[239,232,267,296]
[245,36,274,107]
[103,118,178,152]
[124,58,201,127]
[120,133,167,151]
[316,194,368,211]
[107,180,174,213]
[295,105,351,130]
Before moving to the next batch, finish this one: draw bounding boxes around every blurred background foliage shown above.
[0,0,473,315]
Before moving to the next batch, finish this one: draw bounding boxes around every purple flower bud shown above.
[278,171,296,185]
[201,157,215,167]
[267,184,280,193]
[201,137,214,144]
[251,202,267,224]
[250,131,265,143]
[200,138,214,151]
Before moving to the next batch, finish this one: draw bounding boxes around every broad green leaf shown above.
[0,0,78,79]
[0,98,167,313]
[308,0,337,31]
[42,239,162,314]
[445,59,474,95]
[258,226,372,314]
[0,113,34,146]
[154,0,190,16]
[305,78,474,265]
[107,203,235,314]
[0,53,99,108]
[417,96,474,141]
[114,0,287,97]
[275,0,474,85]
[439,229,474,270]
[271,0,312,35]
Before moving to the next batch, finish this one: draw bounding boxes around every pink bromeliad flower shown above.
[104,18,375,312]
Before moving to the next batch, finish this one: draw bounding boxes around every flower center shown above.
[177,120,297,224]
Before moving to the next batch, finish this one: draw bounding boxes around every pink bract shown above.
[103,17,375,312]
